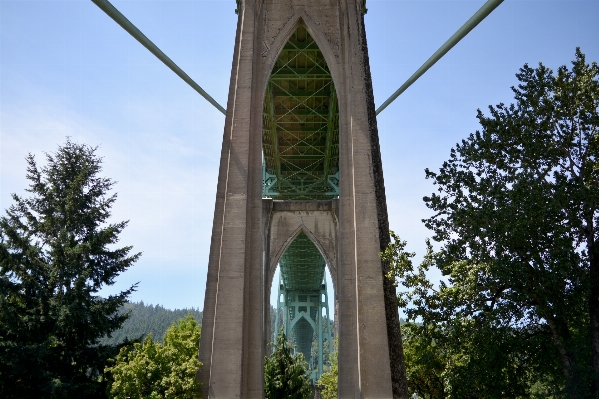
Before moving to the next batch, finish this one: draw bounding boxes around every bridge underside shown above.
[273,232,333,381]
[265,26,337,381]
[262,25,339,201]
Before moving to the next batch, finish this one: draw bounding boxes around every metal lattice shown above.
[262,26,339,200]
[279,232,326,291]
[273,232,334,382]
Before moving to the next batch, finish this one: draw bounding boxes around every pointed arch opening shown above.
[262,25,340,200]
[269,231,335,383]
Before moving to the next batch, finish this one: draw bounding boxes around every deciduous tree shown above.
[317,339,337,399]
[106,314,202,399]
[383,235,562,398]
[394,48,599,398]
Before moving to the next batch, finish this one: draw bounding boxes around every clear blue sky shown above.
[1,0,598,312]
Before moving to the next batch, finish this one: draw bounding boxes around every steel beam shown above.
[91,0,226,115]
[375,0,504,115]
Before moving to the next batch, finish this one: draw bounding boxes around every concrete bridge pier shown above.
[198,1,402,397]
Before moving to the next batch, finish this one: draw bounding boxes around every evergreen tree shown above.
[0,139,140,398]
[100,301,203,346]
[264,330,312,399]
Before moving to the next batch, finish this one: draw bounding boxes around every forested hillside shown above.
[102,301,203,345]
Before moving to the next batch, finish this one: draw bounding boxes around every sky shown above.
[1,0,598,312]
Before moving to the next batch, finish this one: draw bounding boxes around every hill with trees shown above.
[102,301,203,346]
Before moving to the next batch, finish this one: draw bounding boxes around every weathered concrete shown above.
[358,8,410,399]
[198,1,404,397]
[263,198,337,372]
[264,199,338,294]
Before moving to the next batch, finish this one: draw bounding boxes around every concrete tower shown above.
[198,1,405,397]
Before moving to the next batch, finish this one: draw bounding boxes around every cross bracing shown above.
[262,26,339,200]
[279,232,326,291]
[263,26,338,381]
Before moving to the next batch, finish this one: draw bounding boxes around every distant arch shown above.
[267,224,336,294]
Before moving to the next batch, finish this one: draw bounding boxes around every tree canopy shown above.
[106,314,202,399]
[100,301,203,346]
[317,339,338,399]
[0,139,140,398]
[264,329,312,399]
[385,49,599,398]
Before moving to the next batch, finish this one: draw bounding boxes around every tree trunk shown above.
[546,313,582,398]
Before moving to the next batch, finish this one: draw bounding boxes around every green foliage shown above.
[0,139,140,398]
[308,317,334,373]
[101,301,203,345]
[384,234,561,398]
[385,49,599,398]
[106,314,202,399]
[399,323,445,399]
[317,339,337,399]
[264,330,312,399]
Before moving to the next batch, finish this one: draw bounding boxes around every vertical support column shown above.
[334,2,361,396]
[197,1,264,397]
[199,0,405,396]
[317,298,323,376]
[244,1,271,394]
[283,289,290,339]
[336,0,394,397]
[273,280,281,345]
[358,6,409,398]
[324,287,333,358]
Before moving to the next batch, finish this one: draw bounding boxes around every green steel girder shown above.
[273,90,332,98]
[273,232,334,381]
[323,89,338,180]
[279,232,325,291]
[262,25,339,200]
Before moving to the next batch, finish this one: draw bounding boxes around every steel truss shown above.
[273,234,333,382]
[262,26,339,200]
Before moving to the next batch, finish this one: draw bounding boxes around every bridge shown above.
[263,25,337,381]
[92,0,503,396]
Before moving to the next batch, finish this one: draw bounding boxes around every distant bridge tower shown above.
[272,232,334,382]
[198,1,406,397]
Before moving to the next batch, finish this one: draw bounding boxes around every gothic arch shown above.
[267,223,337,295]
[260,12,343,99]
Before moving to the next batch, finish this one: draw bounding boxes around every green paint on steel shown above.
[262,26,340,200]
[279,232,326,291]
[274,232,333,381]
